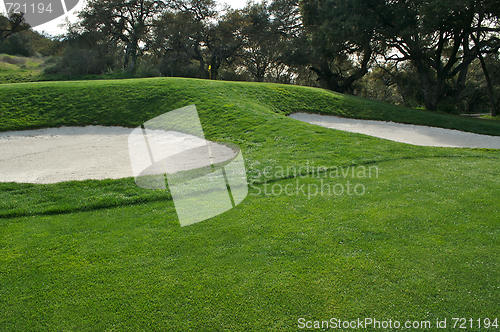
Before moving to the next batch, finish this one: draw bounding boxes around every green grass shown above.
[1,158,499,331]
[1,77,500,135]
[1,77,499,331]
[481,114,500,121]
[0,54,46,84]
[0,55,131,84]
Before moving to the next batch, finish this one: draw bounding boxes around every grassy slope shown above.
[1,78,499,331]
[1,78,500,134]
[0,54,46,84]
[0,55,161,84]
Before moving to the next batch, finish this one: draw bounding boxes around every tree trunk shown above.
[127,39,138,73]
[342,44,372,93]
[310,44,371,94]
[309,67,341,92]
[194,48,205,78]
[128,55,137,73]
[424,90,439,111]
[124,46,130,71]
[477,54,497,117]
[472,11,497,117]
[256,65,265,82]
[210,56,220,80]
[396,84,407,107]
[418,68,440,111]
[193,34,206,78]
[422,75,440,111]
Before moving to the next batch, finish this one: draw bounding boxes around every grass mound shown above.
[1,77,500,134]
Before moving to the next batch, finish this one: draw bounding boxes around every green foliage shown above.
[0,31,36,56]
[63,0,302,83]
[152,10,206,77]
[237,2,281,82]
[44,47,103,76]
[79,0,169,73]
[31,31,62,56]
[5,0,496,115]
[205,8,245,80]
[0,12,30,43]
[1,29,62,58]
[300,0,374,92]
[462,54,500,114]
[300,0,500,112]
[0,13,38,57]
[43,28,124,76]
[355,64,425,108]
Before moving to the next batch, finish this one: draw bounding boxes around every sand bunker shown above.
[289,113,500,149]
[0,126,135,184]
[0,126,236,184]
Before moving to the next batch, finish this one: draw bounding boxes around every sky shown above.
[0,0,261,37]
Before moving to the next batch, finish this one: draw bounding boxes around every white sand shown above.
[0,126,236,184]
[0,126,135,184]
[289,113,500,149]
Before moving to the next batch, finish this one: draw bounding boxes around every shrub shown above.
[1,54,26,65]
[0,31,36,57]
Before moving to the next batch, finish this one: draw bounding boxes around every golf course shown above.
[1,77,499,330]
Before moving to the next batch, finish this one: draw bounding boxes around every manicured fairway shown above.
[1,158,499,331]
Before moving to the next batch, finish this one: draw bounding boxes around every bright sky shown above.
[0,0,261,37]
